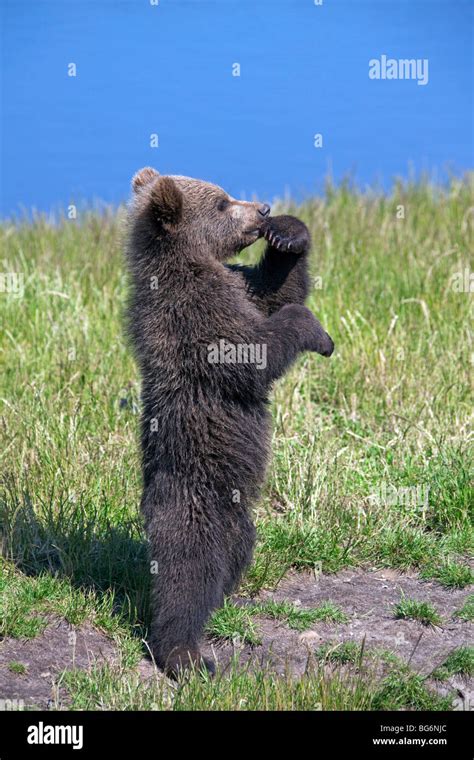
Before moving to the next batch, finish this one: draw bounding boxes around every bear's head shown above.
[130,167,270,260]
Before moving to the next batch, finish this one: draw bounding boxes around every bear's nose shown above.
[257,203,271,217]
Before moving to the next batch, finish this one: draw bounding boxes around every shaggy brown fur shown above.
[124,168,334,677]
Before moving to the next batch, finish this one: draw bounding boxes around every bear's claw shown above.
[262,215,310,254]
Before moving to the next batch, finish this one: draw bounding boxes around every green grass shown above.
[206,601,262,646]
[1,178,473,710]
[372,668,453,711]
[65,644,450,712]
[0,558,143,667]
[422,562,474,589]
[433,646,474,681]
[254,600,349,628]
[206,599,348,644]
[432,646,474,681]
[62,643,453,712]
[63,658,377,711]
[316,641,364,665]
[393,596,442,626]
[454,595,474,622]
[8,662,28,675]
[314,642,453,711]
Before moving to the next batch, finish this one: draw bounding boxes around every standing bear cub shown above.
[125,168,334,677]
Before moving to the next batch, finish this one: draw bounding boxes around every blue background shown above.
[1,0,473,216]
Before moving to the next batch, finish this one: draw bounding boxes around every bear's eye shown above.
[216,198,229,212]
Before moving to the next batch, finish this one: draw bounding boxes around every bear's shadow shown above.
[2,499,152,638]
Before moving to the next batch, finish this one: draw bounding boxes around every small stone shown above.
[298,631,321,645]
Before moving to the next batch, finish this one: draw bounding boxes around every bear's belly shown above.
[142,396,271,502]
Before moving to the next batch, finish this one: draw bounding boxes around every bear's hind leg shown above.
[148,530,224,679]
[222,509,256,597]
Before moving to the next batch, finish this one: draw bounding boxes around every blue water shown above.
[1,0,473,217]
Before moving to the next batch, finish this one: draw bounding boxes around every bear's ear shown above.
[149,176,183,226]
[132,167,159,193]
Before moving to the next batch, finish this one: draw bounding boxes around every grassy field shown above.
[0,177,473,710]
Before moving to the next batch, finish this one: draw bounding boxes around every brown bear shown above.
[124,167,334,677]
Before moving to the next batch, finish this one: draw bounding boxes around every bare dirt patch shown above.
[0,617,116,709]
[1,570,472,709]
[199,569,473,708]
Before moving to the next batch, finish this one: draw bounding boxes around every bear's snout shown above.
[257,203,271,217]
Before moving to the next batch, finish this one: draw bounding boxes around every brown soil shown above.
[0,618,116,709]
[1,569,472,710]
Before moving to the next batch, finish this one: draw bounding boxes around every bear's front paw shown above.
[279,304,334,357]
[262,215,310,254]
